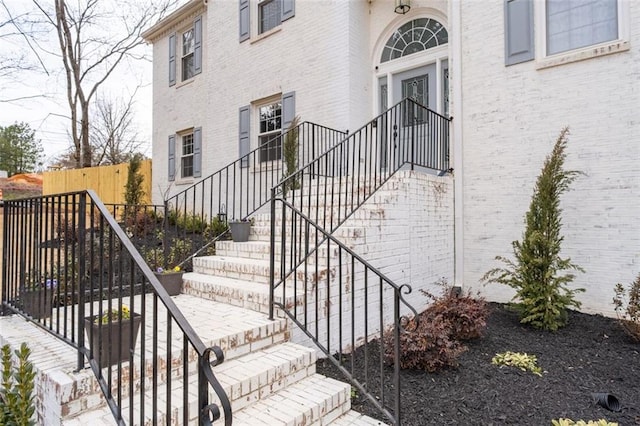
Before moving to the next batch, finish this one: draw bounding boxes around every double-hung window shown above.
[182,28,195,81]
[181,133,195,178]
[258,101,282,162]
[259,0,281,34]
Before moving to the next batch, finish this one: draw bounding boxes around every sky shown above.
[0,0,185,167]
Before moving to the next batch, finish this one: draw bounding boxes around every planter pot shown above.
[154,271,183,296]
[85,313,142,368]
[22,289,54,319]
[229,221,250,242]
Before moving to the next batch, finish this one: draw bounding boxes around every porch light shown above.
[394,0,410,14]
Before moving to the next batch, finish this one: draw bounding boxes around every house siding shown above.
[457,0,640,315]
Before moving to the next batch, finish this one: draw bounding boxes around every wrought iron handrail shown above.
[1,190,231,425]
[269,98,452,424]
[164,121,347,269]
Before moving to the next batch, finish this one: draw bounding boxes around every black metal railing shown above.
[1,191,231,425]
[164,121,346,268]
[269,98,452,424]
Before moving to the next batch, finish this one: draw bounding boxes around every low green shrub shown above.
[492,351,542,376]
[613,273,640,341]
[0,343,36,425]
[552,419,617,426]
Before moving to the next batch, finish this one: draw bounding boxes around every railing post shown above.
[393,289,401,426]
[1,201,8,315]
[411,102,415,171]
[268,188,276,321]
[77,192,87,371]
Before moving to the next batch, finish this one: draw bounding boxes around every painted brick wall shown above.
[458,1,640,315]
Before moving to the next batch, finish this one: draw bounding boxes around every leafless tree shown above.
[91,92,143,166]
[31,0,174,168]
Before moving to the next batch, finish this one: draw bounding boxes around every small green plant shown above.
[613,273,640,341]
[551,419,617,426]
[94,305,131,325]
[143,230,193,273]
[282,115,301,195]
[167,209,207,233]
[0,343,36,425]
[483,128,584,331]
[492,351,542,376]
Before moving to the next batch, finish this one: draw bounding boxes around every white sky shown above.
[0,0,186,167]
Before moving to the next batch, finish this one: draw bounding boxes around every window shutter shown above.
[282,91,296,132]
[168,134,176,181]
[504,0,534,66]
[281,0,295,21]
[193,127,202,178]
[239,106,250,168]
[169,34,176,86]
[239,0,250,42]
[194,16,202,75]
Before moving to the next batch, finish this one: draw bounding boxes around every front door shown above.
[391,65,437,166]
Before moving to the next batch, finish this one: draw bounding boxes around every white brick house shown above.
[142,0,639,316]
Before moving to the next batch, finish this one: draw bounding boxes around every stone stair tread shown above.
[196,255,270,268]
[185,272,304,295]
[232,374,351,426]
[329,411,387,425]
[63,341,318,425]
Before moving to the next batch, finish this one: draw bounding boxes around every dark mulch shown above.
[316,303,640,425]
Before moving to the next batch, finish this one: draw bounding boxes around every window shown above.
[181,133,194,178]
[169,128,201,181]
[239,0,295,42]
[546,0,618,56]
[182,28,195,81]
[259,0,281,34]
[381,18,448,63]
[168,16,201,86]
[258,101,282,162]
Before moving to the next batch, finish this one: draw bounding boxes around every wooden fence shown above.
[43,160,152,205]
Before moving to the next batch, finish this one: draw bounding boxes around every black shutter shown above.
[504,0,535,65]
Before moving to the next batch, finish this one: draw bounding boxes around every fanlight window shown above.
[381,18,448,63]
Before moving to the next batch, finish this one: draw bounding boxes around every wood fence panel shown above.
[43,160,152,205]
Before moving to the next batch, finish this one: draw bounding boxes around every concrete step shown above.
[329,411,387,425]
[182,272,304,314]
[0,295,288,423]
[63,341,318,425]
[232,374,351,426]
[215,240,340,265]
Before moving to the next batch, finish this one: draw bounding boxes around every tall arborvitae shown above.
[484,127,584,331]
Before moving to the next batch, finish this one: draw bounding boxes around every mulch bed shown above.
[316,303,640,425]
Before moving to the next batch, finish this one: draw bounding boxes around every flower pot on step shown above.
[229,221,250,242]
[22,289,54,319]
[154,271,183,296]
[85,313,142,368]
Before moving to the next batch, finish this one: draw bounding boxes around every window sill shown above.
[174,179,195,186]
[536,40,630,70]
[250,26,282,44]
[176,78,195,89]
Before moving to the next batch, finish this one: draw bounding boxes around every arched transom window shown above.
[381,18,448,63]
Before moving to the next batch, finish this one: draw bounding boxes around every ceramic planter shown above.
[154,271,183,296]
[85,313,142,368]
[229,221,250,242]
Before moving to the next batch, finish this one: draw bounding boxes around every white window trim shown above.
[255,96,283,164]
[176,128,195,183]
[534,0,630,70]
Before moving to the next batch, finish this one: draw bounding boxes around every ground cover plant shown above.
[317,303,640,425]
[613,273,640,342]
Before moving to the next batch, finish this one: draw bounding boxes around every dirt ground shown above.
[317,303,640,425]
